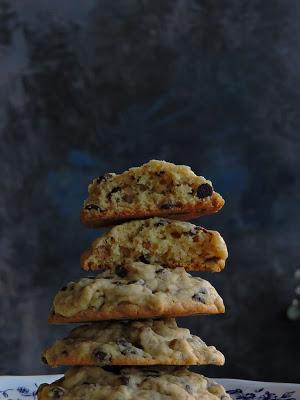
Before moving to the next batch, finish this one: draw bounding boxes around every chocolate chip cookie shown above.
[48,262,224,324]
[37,366,231,400]
[81,160,224,227]
[42,318,224,367]
[81,217,228,272]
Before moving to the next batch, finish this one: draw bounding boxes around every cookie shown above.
[37,366,231,400]
[42,318,224,367]
[81,160,224,227]
[81,217,228,272]
[48,262,224,324]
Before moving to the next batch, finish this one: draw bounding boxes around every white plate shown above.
[0,375,299,399]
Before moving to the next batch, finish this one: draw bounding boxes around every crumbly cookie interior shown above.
[84,160,214,213]
[82,217,227,272]
[42,318,224,367]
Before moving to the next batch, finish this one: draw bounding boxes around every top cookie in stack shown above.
[81,159,224,227]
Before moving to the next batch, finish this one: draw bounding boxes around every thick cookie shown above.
[48,262,224,323]
[42,318,224,367]
[81,217,228,272]
[37,366,231,400]
[81,160,224,227]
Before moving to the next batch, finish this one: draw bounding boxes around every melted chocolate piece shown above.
[192,288,208,304]
[138,255,150,264]
[115,265,128,278]
[93,350,112,363]
[96,173,114,184]
[185,384,193,394]
[107,186,121,200]
[196,183,213,198]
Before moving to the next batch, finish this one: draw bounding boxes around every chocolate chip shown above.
[160,203,178,209]
[50,387,65,398]
[156,268,165,274]
[198,226,209,233]
[117,338,137,355]
[155,171,165,176]
[61,350,68,356]
[185,384,193,394]
[115,265,128,278]
[192,289,208,303]
[183,226,205,236]
[41,355,48,365]
[196,183,213,198]
[138,255,150,264]
[84,204,101,211]
[183,230,195,236]
[93,350,112,363]
[117,338,129,347]
[60,286,68,292]
[120,376,130,385]
[96,173,113,184]
[107,186,121,200]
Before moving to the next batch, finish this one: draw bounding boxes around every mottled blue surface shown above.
[0,0,299,381]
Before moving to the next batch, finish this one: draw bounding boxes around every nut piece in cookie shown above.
[81,160,224,227]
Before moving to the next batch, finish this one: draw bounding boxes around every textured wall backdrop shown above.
[0,0,300,382]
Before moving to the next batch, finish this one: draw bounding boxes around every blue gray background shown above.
[0,0,299,382]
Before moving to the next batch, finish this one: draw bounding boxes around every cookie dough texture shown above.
[42,318,224,367]
[49,262,224,323]
[81,160,224,227]
[37,366,231,400]
[81,217,228,272]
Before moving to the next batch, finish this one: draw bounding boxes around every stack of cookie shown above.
[37,160,230,400]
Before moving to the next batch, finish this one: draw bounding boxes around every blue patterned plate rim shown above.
[0,375,298,400]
